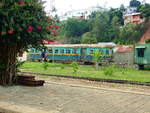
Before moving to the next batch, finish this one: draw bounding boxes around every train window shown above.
[137,48,145,57]
[90,50,94,54]
[106,50,109,54]
[60,49,64,53]
[55,49,59,53]
[48,49,53,53]
[73,49,77,54]
[66,49,71,54]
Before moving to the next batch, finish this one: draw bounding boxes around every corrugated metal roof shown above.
[43,40,62,44]
[114,46,133,53]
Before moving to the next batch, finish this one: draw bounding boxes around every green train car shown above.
[134,44,150,69]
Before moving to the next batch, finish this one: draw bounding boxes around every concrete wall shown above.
[113,52,134,67]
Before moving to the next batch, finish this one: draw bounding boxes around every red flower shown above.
[19,0,25,5]
[27,26,33,32]
[52,30,56,33]
[52,30,58,36]
[37,26,42,30]
[8,29,14,34]
[55,25,60,29]
[49,25,54,29]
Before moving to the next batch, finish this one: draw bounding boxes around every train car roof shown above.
[45,44,115,48]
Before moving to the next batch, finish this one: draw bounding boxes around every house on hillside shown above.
[123,7,144,25]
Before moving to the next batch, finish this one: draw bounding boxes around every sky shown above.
[43,0,150,16]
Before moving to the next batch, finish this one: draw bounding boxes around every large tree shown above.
[0,0,55,85]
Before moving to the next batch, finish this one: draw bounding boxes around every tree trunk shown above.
[0,44,17,85]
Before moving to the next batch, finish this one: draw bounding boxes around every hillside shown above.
[139,22,150,43]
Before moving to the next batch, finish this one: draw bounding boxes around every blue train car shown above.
[29,44,115,63]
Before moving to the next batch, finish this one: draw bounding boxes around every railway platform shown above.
[0,77,150,113]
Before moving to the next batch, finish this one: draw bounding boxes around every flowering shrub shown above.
[0,0,61,85]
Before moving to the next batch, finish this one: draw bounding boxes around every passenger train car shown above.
[29,44,115,63]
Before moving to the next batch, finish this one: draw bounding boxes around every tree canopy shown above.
[138,3,150,20]
[130,0,141,7]
[58,2,148,45]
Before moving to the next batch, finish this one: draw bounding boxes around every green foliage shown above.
[117,23,146,44]
[42,62,49,70]
[16,61,25,68]
[60,2,147,45]
[81,32,97,44]
[60,63,65,69]
[21,62,150,83]
[102,65,116,76]
[138,3,150,20]
[71,62,79,73]
[0,0,52,50]
[89,9,123,43]
[64,18,89,37]
[119,68,127,75]
[93,50,103,70]
[93,50,103,62]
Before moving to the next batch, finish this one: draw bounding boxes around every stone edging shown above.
[21,72,150,86]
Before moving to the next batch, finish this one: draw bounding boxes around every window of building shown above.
[137,48,145,57]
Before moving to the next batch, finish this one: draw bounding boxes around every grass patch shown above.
[20,62,150,83]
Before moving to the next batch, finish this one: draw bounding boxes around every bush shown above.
[42,62,49,70]
[102,65,115,76]
[71,62,79,73]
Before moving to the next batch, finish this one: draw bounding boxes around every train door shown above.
[80,48,86,61]
[135,46,146,69]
